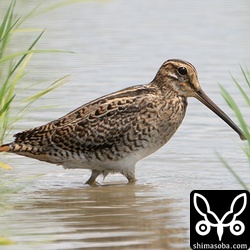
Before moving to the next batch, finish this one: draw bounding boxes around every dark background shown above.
[190,190,250,249]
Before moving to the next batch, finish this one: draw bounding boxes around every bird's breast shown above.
[85,95,187,163]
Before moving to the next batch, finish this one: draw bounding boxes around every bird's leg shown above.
[124,172,137,184]
[85,170,101,186]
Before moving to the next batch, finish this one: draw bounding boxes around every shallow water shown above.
[1,0,250,249]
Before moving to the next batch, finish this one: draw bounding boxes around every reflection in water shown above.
[1,184,187,249]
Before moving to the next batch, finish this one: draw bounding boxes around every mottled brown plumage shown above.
[0,59,245,185]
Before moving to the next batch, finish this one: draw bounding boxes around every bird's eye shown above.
[177,67,187,76]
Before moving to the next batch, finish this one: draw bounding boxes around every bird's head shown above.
[152,59,246,140]
[153,59,200,97]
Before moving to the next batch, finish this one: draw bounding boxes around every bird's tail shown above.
[0,144,10,152]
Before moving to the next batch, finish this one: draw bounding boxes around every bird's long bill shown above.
[195,89,246,140]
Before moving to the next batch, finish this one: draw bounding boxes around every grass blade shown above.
[0,94,15,116]
[10,30,45,75]
[217,153,249,192]
[23,75,70,103]
[219,84,250,143]
[240,65,250,88]
[230,71,250,106]
[219,66,250,191]
[0,162,12,170]
[0,49,72,64]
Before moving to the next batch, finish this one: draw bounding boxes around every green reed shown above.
[218,66,250,191]
[0,1,75,244]
[0,1,71,147]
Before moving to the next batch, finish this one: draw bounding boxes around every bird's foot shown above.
[85,179,100,186]
[85,170,102,186]
[124,172,137,184]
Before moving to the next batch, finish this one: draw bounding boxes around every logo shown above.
[190,190,250,250]
[194,192,246,241]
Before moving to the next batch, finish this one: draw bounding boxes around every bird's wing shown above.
[13,84,159,153]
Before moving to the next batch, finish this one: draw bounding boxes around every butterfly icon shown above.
[193,192,247,241]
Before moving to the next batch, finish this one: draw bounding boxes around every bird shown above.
[0,59,246,185]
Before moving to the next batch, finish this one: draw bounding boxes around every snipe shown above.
[0,59,246,185]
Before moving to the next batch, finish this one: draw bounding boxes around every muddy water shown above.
[1,0,250,249]
[1,183,188,249]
